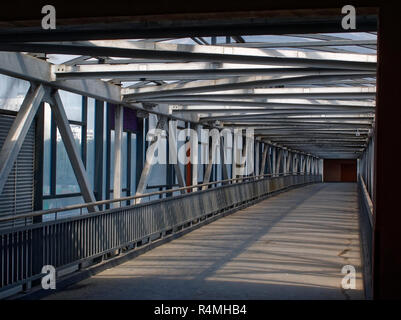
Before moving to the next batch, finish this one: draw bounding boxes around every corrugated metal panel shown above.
[0,114,34,229]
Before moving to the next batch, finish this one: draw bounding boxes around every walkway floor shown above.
[45,183,364,300]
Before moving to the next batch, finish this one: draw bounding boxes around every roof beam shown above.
[0,42,377,71]
[69,39,377,63]
[139,92,376,100]
[123,74,375,99]
[166,100,374,110]
[55,67,372,81]
[0,51,122,103]
[219,39,377,48]
[0,51,195,122]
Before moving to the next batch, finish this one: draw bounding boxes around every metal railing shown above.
[0,172,309,224]
[0,173,321,297]
[357,174,374,299]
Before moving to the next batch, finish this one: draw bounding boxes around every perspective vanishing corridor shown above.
[2,2,394,300]
[43,183,363,300]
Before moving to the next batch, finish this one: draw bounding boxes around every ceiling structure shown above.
[0,31,377,159]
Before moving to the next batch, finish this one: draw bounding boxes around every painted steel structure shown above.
[0,26,377,299]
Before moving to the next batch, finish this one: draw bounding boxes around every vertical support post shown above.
[166,125,174,196]
[113,105,123,205]
[260,143,268,176]
[241,135,248,177]
[135,118,144,192]
[185,123,191,189]
[283,150,287,175]
[311,157,316,175]
[33,102,44,222]
[94,100,104,202]
[302,155,307,174]
[272,147,276,176]
[276,149,283,176]
[267,145,272,175]
[220,135,229,181]
[293,154,298,174]
[191,123,199,188]
[255,140,260,176]
[286,152,291,174]
[232,132,239,179]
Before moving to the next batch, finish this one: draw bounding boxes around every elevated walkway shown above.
[45,183,363,300]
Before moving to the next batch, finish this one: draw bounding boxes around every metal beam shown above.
[51,91,98,212]
[135,116,168,201]
[220,135,229,181]
[0,43,377,71]
[0,51,194,123]
[0,84,45,194]
[123,74,375,100]
[55,67,373,81]
[166,100,375,110]
[220,39,377,48]
[276,149,283,175]
[260,143,268,175]
[140,92,376,100]
[0,15,377,42]
[0,51,122,103]
[202,133,219,188]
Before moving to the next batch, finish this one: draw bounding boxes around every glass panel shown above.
[59,90,82,121]
[43,196,86,221]
[0,74,30,111]
[148,131,167,190]
[56,125,82,194]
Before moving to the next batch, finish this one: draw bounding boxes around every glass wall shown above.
[42,95,139,219]
[0,74,30,112]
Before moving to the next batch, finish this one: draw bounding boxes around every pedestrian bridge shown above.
[0,15,384,299]
[3,179,367,300]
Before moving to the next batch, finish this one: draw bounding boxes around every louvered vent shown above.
[0,114,34,229]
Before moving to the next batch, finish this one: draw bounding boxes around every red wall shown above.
[323,159,357,182]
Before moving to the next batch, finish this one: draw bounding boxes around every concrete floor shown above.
[45,183,364,300]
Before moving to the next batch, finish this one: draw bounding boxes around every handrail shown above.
[358,174,374,226]
[0,172,315,223]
